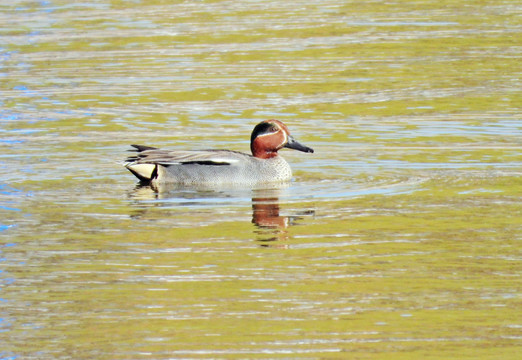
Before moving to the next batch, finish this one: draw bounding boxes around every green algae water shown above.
[0,0,520,358]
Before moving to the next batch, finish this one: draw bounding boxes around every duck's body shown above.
[124,120,313,186]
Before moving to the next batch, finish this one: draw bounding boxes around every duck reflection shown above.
[128,183,312,245]
[251,196,289,243]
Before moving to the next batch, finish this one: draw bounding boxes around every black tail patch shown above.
[130,144,158,152]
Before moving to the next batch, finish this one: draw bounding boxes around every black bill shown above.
[284,135,314,153]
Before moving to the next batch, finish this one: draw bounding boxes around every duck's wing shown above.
[126,145,246,166]
[125,145,248,181]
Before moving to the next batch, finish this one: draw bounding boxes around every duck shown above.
[124,119,314,186]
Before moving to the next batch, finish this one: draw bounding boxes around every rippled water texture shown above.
[1,0,521,359]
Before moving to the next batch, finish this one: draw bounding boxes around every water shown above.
[1,0,521,359]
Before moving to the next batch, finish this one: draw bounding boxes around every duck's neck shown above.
[252,148,279,159]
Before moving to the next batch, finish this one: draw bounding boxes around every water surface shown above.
[1,0,520,359]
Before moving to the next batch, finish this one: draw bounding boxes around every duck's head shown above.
[250,119,314,159]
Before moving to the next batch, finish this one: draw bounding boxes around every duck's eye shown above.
[257,123,278,134]
[251,122,281,142]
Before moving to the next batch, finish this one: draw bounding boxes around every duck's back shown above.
[125,147,292,186]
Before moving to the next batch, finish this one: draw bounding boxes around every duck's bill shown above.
[284,136,314,153]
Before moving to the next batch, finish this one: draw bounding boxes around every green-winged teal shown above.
[124,119,314,186]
